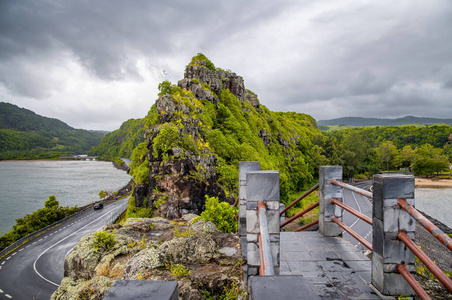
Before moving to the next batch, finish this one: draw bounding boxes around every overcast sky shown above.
[1,1,451,131]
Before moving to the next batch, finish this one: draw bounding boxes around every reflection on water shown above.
[0,160,131,235]
[415,188,452,229]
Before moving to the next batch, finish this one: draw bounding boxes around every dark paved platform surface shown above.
[280,231,391,300]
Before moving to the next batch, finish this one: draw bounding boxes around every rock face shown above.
[51,216,245,300]
[134,60,256,219]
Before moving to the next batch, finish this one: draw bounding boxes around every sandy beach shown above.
[415,177,452,188]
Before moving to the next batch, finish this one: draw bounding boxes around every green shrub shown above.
[91,231,117,252]
[167,262,191,277]
[192,195,237,233]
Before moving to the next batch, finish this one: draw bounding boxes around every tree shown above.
[44,195,59,208]
[99,190,109,199]
[394,145,417,170]
[377,141,398,171]
[412,144,450,176]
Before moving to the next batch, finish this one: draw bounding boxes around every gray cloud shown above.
[0,0,452,130]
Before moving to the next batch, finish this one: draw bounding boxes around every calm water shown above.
[0,160,131,235]
[415,188,452,229]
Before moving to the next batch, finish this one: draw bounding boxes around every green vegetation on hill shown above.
[88,118,145,160]
[318,116,452,127]
[129,71,320,205]
[0,102,105,160]
[315,125,452,178]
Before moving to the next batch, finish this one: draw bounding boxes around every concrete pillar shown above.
[238,161,260,261]
[372,174,416,296]
[245,171,280,276]
[319,166,343,237]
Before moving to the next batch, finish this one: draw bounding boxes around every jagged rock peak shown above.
[178,53,247,103]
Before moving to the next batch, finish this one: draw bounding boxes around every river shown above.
[0,160,131,235]
[415,188,452,229]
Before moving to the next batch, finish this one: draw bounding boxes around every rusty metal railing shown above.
[280,184,319,216]
[397,264,432,300]
[398,231,452,293]
[398,198,452,252]
[280,202,319,228]
[331,179,372,199]
[328,180,373,250]
[257,201,275,276]
[331,198,372,225]
[332,217,372,251]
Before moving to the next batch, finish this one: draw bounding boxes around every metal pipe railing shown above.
[331,179,372,199]
[280,184,319,216]
[294,219,319,232]
[398,231,452,292]
[397,264,432,300]
[398,198,452,252]
[332,217,372,251]
[257,202,275,276]
[331,198,372,225]
[280,202,319,228]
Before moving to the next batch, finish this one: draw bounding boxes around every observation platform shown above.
[279,231,386,300]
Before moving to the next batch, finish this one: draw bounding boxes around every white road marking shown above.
[33,203,125,287]
[26,245,30,248]
[6,257,10,260]
[18,249,23,252]
[38,239,42,241]
[0,266,2,270]
[11,253,16,256]
[5,294,12,298]
[0,288,3,292]
[1,261,5,265]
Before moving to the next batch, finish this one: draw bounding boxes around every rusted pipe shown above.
[331,198,372,225]
[294,219,319,232]
[398,231,452,292]
[280,184,319,216]
[331,179,373,199]
[257,201,275,276]
[280,202,319,228]
[398,198,452,252]
[332,217,372,251]
[397,264,432,300]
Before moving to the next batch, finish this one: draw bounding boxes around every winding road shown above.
[0,197,128,299]
[341,180,373,251]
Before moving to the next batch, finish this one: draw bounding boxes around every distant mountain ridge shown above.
[0,102,105,159]
[317,116,452,127]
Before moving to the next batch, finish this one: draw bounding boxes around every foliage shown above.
[201,281,246,300]
[0,102,105,160]
[167,262,191,277]
[192,196,238,233]
[88,118,145,159]
[44,195,59,208]
[0,196,78,250]
[152,124,180,159]
[91,230,117,252]
[98,190,109,199]
[129,142,150,184]
[126,196,154,218]
[318,125,452,177]
[188,53,216,71]
[170,222,194,237]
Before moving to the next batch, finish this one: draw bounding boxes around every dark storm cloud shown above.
[0,0,451,129]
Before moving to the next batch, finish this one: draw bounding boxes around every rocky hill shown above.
[128,54,320,219]
[51,215,245,299]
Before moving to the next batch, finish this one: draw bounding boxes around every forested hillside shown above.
[314,125,452,178]
[318,116,452,127]
[0,102,105,159]
[88,118,145,160]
